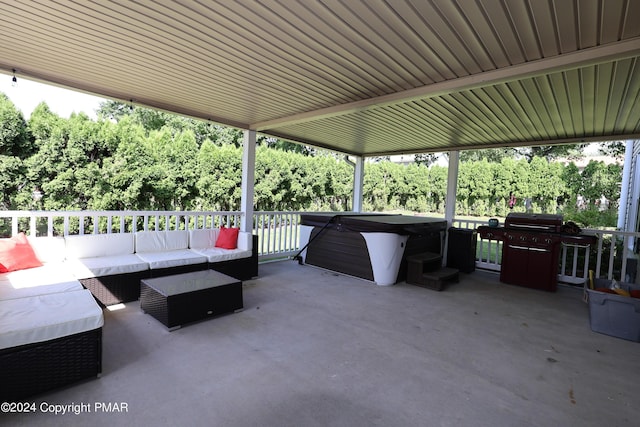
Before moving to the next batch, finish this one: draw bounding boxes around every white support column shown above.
[352,156,364,212]
[240,130,256,233]
[444,150,459,226]
[617,140,634,231]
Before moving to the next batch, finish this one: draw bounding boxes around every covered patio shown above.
[3,260,638,426]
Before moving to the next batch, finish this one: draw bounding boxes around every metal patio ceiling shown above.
[1,0,639,156]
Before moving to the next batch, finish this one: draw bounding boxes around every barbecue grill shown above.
[478,213,597,291]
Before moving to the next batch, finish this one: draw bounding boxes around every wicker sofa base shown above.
[210,257,256,280]
[0,328,102,401]
[150,262,209,278]
[81,271,150,306]
[80,236,258,303]
[209,236,259,280]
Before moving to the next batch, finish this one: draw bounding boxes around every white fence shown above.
[253,211,303,261]
[2,210,638,284]
[0,210,243,237]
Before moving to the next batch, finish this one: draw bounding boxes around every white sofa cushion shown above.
[65,254,149,279]
[191,247,253,263]
[0,276,84,300]
[135,231,205,270]
[27,236,66,264]
[135,249,207,270]
[0,265,82,301]
[0,289,104,350]
[135,230,189,253]
[188,229,252,262]
[65,233,135,259]
[188,229,220,249]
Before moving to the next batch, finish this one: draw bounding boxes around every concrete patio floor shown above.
[2,260,638,427]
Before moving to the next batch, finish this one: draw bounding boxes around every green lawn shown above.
[476,240,503,263]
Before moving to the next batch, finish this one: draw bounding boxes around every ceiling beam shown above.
[252,37,640,131]
[362,133,640,158]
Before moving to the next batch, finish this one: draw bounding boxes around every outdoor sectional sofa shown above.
[0,235,104,401]
[0,228,257,399]
[63,228,258,306]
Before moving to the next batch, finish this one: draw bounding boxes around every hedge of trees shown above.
[0,94,623,227]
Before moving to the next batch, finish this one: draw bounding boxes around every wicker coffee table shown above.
[140,270,243,330]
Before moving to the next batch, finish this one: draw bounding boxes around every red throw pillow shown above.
[0,233,43,272]
[215,227,239,249]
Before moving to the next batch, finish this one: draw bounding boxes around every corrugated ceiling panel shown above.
[267,59,640,155]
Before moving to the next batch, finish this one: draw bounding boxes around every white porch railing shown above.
[253,211,304,261]
[1,210,638,284]
[0,210,243,237]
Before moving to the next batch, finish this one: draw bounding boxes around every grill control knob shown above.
[532,237,538,243]
[545,238,552,244]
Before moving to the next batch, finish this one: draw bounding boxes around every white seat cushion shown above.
[191,247,253,263]
[135,249,207,270]
[65,254,149,279]
[0,289,104,350]
[0,280,83,301]
[0,265,81,301]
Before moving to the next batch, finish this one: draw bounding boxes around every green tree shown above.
[143,128,200,210]
[560,162,582,208]
[99,118,156,210]
[363,161,404,211]
[427,165,447,213]
[598,141,625,159]
[322,156,353,211]
[456,160,493,215]
[581,161,622,209]
[401,163,430,212]
[460,147,515,163]
[254,146,294,211]
[0,93,32,208]
[516,144,586,162]
[195,142,242,211]
[414,153,441,166]
[0,93,32,155]
[528,157,566,213]
[23,110,118,210]
[97,101,226,146]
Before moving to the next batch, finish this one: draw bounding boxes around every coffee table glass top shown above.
[141,270,240,296]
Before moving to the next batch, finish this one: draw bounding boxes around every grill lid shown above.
[504,213,563,232]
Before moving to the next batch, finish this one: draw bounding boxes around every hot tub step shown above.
[407,267,459,291]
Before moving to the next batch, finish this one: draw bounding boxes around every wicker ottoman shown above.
[140,270,243,330]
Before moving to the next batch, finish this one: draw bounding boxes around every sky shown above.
[0,72,106,119]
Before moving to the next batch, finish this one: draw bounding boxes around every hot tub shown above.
[299,213,447,285]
